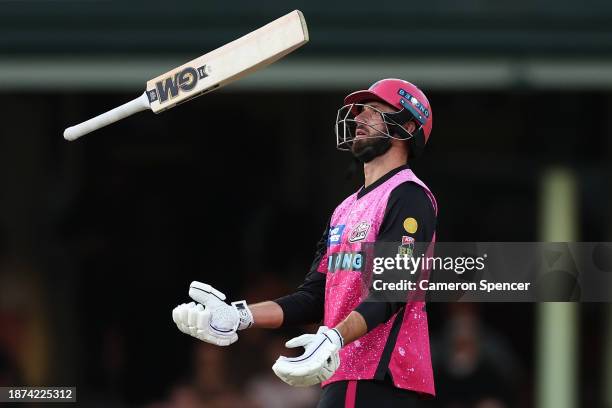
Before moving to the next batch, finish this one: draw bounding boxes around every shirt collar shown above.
[356,164,410,199]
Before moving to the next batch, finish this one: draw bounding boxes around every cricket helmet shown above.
[336,78,433,158]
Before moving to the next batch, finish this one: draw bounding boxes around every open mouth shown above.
[355,128,368,138]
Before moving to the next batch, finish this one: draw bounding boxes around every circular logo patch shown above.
[403,217,418,234]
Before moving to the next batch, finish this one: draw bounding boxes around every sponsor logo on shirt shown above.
[348,221,370,243]
[328,225,345,246]
[327,251,364,272]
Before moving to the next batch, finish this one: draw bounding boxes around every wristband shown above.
[231,300,254,330]
[327,328,344,348]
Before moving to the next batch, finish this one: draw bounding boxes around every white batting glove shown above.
[172,281,253,346]
[272,326,343,387]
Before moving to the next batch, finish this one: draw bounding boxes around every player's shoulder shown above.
[388,181,435,215]
[338,190,360,207]
[389,180,430,200]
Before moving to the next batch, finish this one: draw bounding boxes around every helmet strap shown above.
[382,108,427,159]
[407,128,426,159]
[382,109,415,131]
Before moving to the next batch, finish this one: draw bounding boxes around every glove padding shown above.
[172,281,253,346]
[272,326,343,387]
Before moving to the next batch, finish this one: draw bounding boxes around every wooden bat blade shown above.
[63,10,308,141]
[145,10,309,113]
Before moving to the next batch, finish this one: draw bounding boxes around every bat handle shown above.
[63,92,150,141]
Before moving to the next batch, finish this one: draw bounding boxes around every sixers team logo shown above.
[402,235,415,246]
[348,221,370,243]
[398,235,415,257]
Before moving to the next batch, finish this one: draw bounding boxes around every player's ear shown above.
[404,120,417,135]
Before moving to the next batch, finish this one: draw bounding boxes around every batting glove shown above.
[272,326,343,387]
[172,281,253,346]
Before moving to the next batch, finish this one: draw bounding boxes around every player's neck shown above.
[362,146,408,188]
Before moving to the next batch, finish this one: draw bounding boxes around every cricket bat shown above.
[63,10,308,141]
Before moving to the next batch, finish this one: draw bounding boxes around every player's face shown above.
[351,101,396,154]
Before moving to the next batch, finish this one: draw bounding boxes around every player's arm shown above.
[334,311,368,344]
[249,260,326,329]
[340,182,436,342]
[246,301,284,329]
[172,219,328,343]
[244,261,327,328]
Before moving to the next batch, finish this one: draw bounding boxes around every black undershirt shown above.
[275,165,436,330]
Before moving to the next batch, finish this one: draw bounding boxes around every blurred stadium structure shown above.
[0,1,611,407]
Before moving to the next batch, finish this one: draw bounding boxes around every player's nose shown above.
[354,112,370,127]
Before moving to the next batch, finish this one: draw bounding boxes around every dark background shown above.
[0,2,611,407]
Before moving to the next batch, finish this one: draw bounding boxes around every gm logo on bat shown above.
[147,65,210,104]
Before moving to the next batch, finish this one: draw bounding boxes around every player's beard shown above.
[351,136,392,163]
